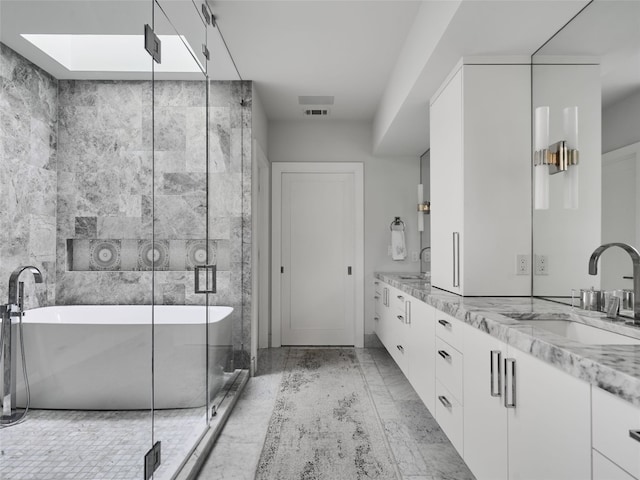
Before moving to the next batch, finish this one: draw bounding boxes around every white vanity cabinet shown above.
[434,311,465,455]
[407,299,436,413]
[506,345,591,480]
[592,387,640,480]
[373,279,436,411]
[373,282,410,375]
[462,324,508,480]
[462,322,591,480]
[430,61,531,296]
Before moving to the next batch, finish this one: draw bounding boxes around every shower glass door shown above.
[150,1,210,476]
[0,0,155,478]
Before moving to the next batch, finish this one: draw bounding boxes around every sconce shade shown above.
[418,184,424,232]
[563,106,579,209]
[534,107,550,210]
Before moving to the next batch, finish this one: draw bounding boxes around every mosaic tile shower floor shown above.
[0,408,205,480]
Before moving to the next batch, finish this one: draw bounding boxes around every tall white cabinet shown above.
[430,61,531,296]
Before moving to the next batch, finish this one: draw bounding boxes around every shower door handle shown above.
[194,265,217,294]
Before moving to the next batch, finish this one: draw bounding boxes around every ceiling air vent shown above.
[303,108,330,117]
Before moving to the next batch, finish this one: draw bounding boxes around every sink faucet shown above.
[588,243,640,324]
[2,265,43,423]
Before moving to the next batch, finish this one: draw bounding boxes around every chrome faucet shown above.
[588,243,640,324]
[2,266,43,423]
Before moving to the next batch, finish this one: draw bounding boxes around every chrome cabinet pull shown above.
[405,300,411,325]
[374,316,379,322]
[383,287,389,307]
[374,295,380,300]
[438,319,451,329]
[490,350,502,397]
[438,350,451,361]
[194,265,217,294]
[397,295,404,301]
[396,345,404,353]
[452,232,460,287]
[504,358,516,408]
[438,395,452,409]
[397,315,405,323]
[630,430,640,443]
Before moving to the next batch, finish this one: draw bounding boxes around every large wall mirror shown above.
[532,1,640,312]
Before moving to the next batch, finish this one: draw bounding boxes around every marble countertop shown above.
[375,272,640,407]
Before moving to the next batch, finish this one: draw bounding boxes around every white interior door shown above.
[282,172,354,345]
[272,163,363,347]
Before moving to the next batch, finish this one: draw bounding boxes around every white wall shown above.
[268,120,420,335]
[603,89,640,154]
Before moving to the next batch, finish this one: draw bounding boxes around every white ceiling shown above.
[209,0,422,121]
[2,1,637,155]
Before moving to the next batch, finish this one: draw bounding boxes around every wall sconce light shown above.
[533,106,579,210]
[417,184,430,232]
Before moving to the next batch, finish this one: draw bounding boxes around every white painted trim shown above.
[271,162,364,348]
[250,140,271,371]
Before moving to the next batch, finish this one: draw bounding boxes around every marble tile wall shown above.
[54,78,252,364]
[2,41,252,364]
[0,43,58,308]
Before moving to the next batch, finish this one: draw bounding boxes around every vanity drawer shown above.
[592,387,640,479]
[373,279,382,296]
[593,450,637,480]
[435,337,463,403]
[435,379,464,456]
[389,286,408,318]
[435,311,464,351]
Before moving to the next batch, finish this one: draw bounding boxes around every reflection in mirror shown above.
[532,1,640,313]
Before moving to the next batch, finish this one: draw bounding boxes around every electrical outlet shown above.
[535,254,548,275]
[410,251,419,262]
[516,254,530,275]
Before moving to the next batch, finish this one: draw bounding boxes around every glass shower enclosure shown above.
[0,1,246,478]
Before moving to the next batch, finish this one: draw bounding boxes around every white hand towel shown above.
[391,229,407,261]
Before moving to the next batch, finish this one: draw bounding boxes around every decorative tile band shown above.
[68,239,228,272]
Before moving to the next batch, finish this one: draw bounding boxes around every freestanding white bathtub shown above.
[11,305,233,410]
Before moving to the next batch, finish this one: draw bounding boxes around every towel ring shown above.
[390,217,405,231]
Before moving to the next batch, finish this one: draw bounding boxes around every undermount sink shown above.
[517,319,640,345]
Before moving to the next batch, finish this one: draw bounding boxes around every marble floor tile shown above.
[196,347,474,480]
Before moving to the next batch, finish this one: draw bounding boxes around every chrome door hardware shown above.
[438,395,452,409]
[452,232,460,287]
[490,350,502,397]
[383,287,389,307]
[144,441,161,480]
[504,358,516,408]
[194,265,217,294]
[144,24,161,63]
[405,300,411,324]
[438,350,451,362]
[438,319,451,329]
[630,430,640,443]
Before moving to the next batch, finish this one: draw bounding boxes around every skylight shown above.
[21,34,204,73]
